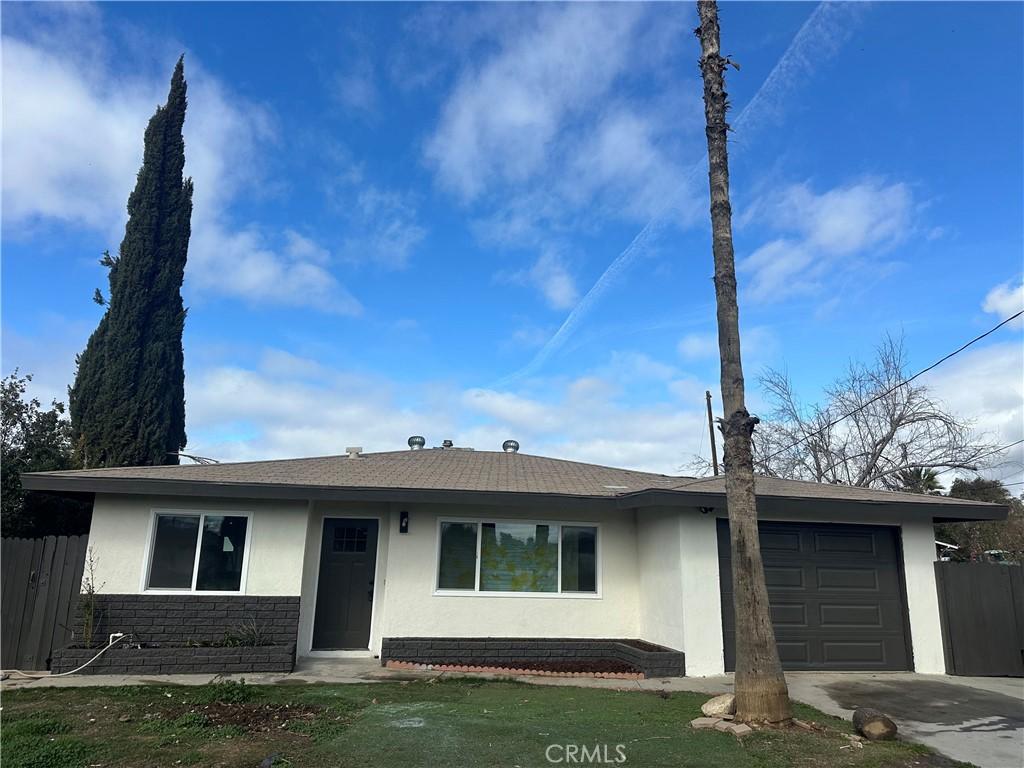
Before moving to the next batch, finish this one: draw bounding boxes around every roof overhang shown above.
[621,489,1007,522]
[21,473,1007,522]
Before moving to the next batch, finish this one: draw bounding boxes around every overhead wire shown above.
[668,311,1023,492]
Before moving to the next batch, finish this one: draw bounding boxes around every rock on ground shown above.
[701,693,736,717]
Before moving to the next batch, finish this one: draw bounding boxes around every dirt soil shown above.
[163,702,324,731]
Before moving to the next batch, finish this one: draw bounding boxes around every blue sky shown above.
[2,2,1022,482]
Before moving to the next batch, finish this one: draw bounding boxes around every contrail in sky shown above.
[494,2,868,387]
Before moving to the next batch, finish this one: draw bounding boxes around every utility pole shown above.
[696,0,791,723]
[705,390,719,475]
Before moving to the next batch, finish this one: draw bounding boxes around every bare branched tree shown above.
[754,335,1001,489]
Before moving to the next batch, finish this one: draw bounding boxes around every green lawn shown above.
[2,678,968,768]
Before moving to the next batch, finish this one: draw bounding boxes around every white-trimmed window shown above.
[436,520,598,595]
[145,511,251,592]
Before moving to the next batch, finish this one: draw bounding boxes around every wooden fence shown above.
[935,561,1024,677]
[2,535,89,671]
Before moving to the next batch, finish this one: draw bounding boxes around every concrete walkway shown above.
[4,661,1022,768]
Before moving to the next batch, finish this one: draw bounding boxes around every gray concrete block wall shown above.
[71,594,300,647]
[380,638,685,677]
[51,644,296,675]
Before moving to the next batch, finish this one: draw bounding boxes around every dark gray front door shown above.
[312,518,378,650]
[718,520,912,671]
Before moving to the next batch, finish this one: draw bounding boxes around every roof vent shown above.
[502,439,520,454]
[345,446,363,459]
[408,435,426,450]
[441,439,454,449]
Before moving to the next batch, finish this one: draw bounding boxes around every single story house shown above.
[23,440,1005,677]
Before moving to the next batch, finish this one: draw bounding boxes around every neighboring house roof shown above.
[21,448,1004,522]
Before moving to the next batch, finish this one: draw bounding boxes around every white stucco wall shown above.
[635,507,726,676]
[636,508,685,651]
[678,511,725,676]
[367,503,641,653]
[899,519,945,674]
[87,494,309,596]
[89,491,947,674]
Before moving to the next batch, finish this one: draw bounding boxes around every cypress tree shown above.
[70,57,192,467]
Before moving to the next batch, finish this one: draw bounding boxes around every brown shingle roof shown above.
[22,448,999,512]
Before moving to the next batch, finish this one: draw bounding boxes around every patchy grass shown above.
[2,678,971,768]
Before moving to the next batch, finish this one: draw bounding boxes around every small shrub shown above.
[78,548,105,649]
[186,679,259,705]
[220,618,271,647]
[173,712,210,729]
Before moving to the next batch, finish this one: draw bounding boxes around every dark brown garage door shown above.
[718,520,912,671]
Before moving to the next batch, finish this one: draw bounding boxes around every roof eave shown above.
[619,489,1008,522]
[20,473,620,511]
[21,473,1008,523]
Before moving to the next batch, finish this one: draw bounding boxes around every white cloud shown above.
[2,26,358,314]
[983,278,1024,327]
[179,344,713,476]
[339,187,426,270]
[283,230,331,265]
[678,332,718,360]
[424,4,648,201]
[924,341,1024,486]
[423,4,697,308]
[188,225,362,315]
[739,179,914,302]
[333,58,377,113]
[677,326,778,368]
[527,251,578,310]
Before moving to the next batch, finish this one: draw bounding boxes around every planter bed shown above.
[386,659,643,679]
[50,643,295,675]
[381,638,685,678]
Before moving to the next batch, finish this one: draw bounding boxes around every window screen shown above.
[195,515,249,591]
[561,526,597,593]
[480,523,557,593]
[148,515,201,588]
[437,522,478,590]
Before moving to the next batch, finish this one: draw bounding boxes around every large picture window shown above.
[146,511,250,592]
[436,520,598,595]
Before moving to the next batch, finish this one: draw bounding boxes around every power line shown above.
[763,310,1023,463]
[932,439,1024,476]
[666,311,1023,493]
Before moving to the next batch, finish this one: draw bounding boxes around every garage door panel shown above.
[822,641,887,665]
[718,520,911,671]
[814,531,877,555]
[764,565,805,588]
[770,603,808,626]
[761,531,802,552]
[816,566,880,590]
[776,641,810,665]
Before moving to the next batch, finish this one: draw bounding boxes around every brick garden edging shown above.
[380,638,685,678]
[385,660,643,679]
[50,643,296,675]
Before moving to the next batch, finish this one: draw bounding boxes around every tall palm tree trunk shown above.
[695,0,791,723]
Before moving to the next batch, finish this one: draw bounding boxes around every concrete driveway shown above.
[784,673,1024,768]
